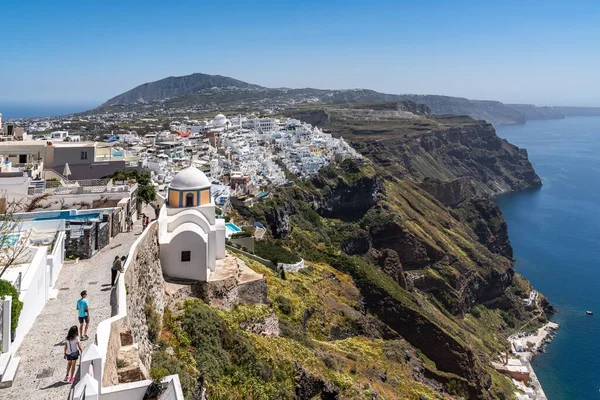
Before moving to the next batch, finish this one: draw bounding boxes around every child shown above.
[76,290,90,340]
[64,325,83,383]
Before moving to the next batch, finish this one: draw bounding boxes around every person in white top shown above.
[63,325,83,383]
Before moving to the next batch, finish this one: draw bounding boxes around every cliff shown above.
[147,103,545,399]
[291,105,542,196]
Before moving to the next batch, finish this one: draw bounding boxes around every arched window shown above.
[185,193,194,207]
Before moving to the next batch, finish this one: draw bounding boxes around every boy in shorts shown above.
[76,290,90,340]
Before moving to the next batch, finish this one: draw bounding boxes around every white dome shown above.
[212,114,228,126]
[170,166,210,189]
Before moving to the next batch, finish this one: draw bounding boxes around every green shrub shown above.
[150,350,198,399]
[181,301,230,380]
[255,242,300,264]
[275,295,293,315]
[0,280,23,334]
[231,231,252,239]
[144,297,162,344]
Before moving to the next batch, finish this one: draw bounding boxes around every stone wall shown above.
[107,208,123,238]
[124,223,165,370]
[225,245,275,269]
[98,222,110,251]
[65,226,94,259]
[103,318,124,386]
[230,237,255,252]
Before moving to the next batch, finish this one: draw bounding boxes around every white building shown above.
[158,167,226,281]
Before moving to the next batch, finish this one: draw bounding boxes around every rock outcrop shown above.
[454,197,513,259]
[350,119,541,196]
[264,201,295,239]
[419,177,477,206]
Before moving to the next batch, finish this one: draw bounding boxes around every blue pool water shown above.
[2,234,20,247]
[225,222,241,233]
[33,211,101,221]
[495,117,600,400]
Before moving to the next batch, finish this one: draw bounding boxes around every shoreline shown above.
[506,321,559,400]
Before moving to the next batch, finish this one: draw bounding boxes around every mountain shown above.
[98,72,599,125]
[101,73,262,106]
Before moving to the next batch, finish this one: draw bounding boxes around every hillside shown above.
[101,73,262,106]
[97,72,593,125]
[145,108,551,399]
[286,103,541,196]
[212,158,545,399]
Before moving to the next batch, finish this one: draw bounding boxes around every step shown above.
[0,353,10,379]
[0,356,20,388]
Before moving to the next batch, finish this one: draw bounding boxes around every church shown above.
[158,166,226,281]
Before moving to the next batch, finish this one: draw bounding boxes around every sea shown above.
[0,103,98,119]
[495,117,600,400]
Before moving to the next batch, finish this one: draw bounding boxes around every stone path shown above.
[2,218,144,400]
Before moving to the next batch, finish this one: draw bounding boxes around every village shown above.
[0,109,360,399]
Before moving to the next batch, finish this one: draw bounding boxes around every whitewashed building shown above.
[158,167,226,281]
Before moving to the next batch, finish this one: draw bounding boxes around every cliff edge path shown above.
[2,218,143,400]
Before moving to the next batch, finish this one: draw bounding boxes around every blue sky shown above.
[2,0,600,107]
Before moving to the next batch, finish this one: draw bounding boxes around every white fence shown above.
[74,221,184,399]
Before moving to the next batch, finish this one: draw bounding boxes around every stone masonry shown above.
[102,222,165,387]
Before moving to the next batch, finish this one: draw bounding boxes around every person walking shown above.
[111,256,123,287]
[64,325,83,383]
[76,290,90,340]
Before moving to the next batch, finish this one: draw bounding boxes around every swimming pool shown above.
[33,211,101,221]
[225,222,241,233]
[2,233,21,247]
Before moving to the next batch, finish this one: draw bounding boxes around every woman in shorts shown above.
[64,325,83,383]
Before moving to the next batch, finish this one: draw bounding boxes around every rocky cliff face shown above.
[244,158,540,399]
[350,119,541,196]
[227,104,547,399]
[419,177,477,206]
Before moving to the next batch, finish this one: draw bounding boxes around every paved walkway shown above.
[3,218,145,400]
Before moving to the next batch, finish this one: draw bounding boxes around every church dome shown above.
[170,166,210,189]
[212,114,228,126]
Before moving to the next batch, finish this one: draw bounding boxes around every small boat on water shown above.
[586,311,594,315]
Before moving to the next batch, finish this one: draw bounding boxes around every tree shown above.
[105,170,156,205]
[0,192,31,279]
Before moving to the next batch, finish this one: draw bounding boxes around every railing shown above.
[0,301,3,349]
[14,272,22,293]
[28,179,136,196]
[78,385,86,400]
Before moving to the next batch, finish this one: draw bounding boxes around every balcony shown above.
[28,179,138,196]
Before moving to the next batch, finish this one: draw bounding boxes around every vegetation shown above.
[254,242,300,265]
[104,169,156,205]
[151,158,541,398]
[230,231,252,239]
[144,296,162,344]
[0,279,23,334]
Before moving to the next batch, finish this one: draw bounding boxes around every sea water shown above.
[495,117,600,400]
[0,102,98,119]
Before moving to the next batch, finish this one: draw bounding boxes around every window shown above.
[185,193,194,207]
[81,151,88,160]
[181,251,191,262]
